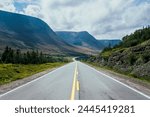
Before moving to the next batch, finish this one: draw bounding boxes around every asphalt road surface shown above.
[0,61,149,100]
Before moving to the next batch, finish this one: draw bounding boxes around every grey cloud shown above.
[91,1,150,38]
[50,0,92,8]
[0,4,3,8]
[14,0,39,4]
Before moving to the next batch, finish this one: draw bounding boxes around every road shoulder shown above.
[85,63,150,97]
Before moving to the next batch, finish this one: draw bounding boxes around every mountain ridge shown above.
[0,10,84,55]
[56,31,104,50]
[0,10,122,56]
[56,31,121,51]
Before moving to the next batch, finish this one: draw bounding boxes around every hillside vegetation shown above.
[83,26,150,82]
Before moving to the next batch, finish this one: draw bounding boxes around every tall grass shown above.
[0,63,66,85]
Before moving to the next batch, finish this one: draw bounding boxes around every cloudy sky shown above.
[0,0,150,39]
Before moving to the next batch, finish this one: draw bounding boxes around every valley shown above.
[0,10,149,100]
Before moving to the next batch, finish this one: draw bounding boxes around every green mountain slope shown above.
[86,26,150,81]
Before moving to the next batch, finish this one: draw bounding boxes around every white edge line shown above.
[81,62,150,99]
[0,62,74,98]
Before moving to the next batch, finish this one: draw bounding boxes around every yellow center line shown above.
[76,80,80,91]
[70,62,78,100]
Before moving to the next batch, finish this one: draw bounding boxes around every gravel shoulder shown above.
[87,64,150,97]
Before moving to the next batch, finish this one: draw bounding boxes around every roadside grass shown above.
[0,62,66,85]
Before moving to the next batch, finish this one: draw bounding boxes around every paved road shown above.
[0,61,149,100]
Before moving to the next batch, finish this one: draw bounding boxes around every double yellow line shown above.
[70,62,80,100]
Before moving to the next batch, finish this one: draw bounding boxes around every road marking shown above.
[70,62,78,100]
[76,80,80,91]
[0,62,73,98]
[81,62,150,99]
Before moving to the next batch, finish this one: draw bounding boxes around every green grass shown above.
[0,62,66,85]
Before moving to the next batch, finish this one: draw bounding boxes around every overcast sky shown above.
[0,0,150,39]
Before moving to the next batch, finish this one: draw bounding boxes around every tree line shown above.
[121,26,150,47]
[0,46,67,64]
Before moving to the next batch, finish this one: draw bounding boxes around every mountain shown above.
[56,31,105,51]
[0,10,83,55]
[98,39,121,48]
[56,31,121,52]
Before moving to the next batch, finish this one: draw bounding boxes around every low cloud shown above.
[0,0,16,12]
[23,5,43,18]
